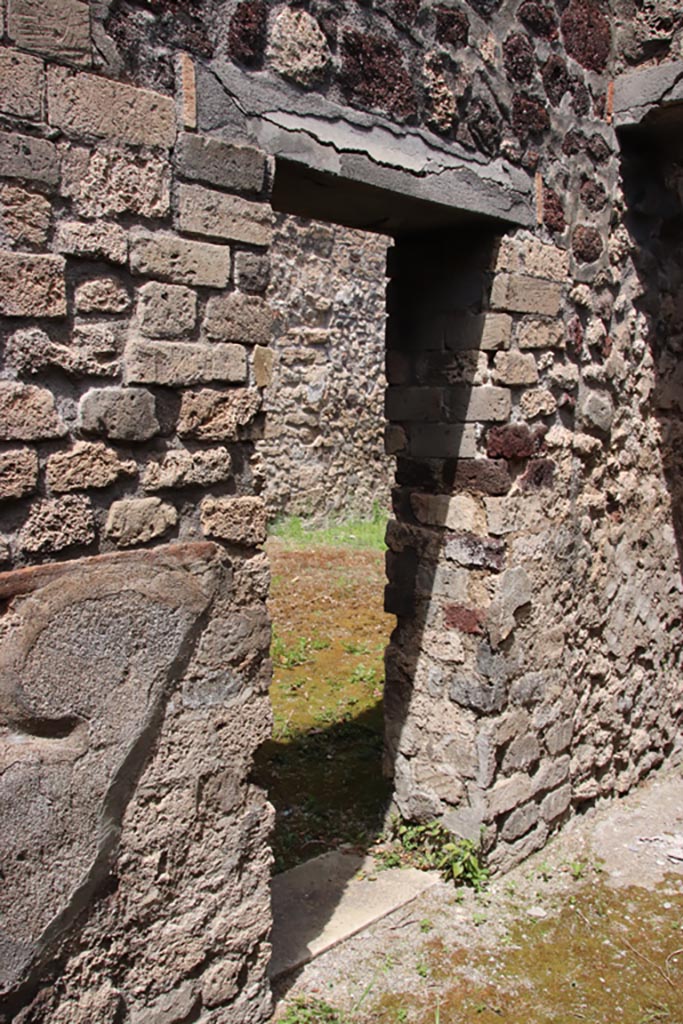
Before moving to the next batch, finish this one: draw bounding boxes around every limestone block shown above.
[490,274,562,316]
[48,67,176,147]
[253,346,274,388]
[235,251,271,294]
[539,784,571,823]
[137,282,197,338]
[105,497,177,547]
[6,324,124,379]
[176,52,196,130]
[55,220,127,264]
[61,146,170,219]
[500,800,540,841]
[517,318,565,350]
[488,772,532,818]
[502,732,541,772]
[577,388,614,434]
[267,7,330,86]
[410,493,487,535]
[46,442,136,493]
[493,351,539,386]
[407,423,478,459]
[0,382,66,440]
[520,388,557,419]
[545,719,573,755]
[0,130,58,186]
[0,551,214,992]
[203,292,273,346]
[74,277,130,314]
[175,132,266,194]
[8,0,91,65]
[130,229,231,288]
[447,385,512,423]
[0,251,65,317]
[176,184,272,246]
[0,48,44,119]
[531,755,570,795]
[142,449,232,491]
[494,236,569,281]
[200,496,267,545]
[177,388,261,440]
[0,184,51,247]
[123,340,247,387]
[0,448,38,501]
[486,567,532,647]
[79,387,159,441]
[18,494,95,554]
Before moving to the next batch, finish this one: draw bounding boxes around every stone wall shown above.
[258,215,391,522]
[0,1,682,1021]
[0,5,275,1020]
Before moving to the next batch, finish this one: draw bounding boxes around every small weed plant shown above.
[387,818,489,891]
[278,997,348,1024]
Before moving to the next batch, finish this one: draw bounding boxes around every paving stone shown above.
[0,251,66,317]
[0,48,44,119]
[175,132,266,194]
[8,0,91,65]
[0,130,59,186]
[123,339,248,387]
[0,448,39,501]
[200,496,267,545]
[176,183,272,246]
[18,494,95,555]
[0,382,66,441]
[79,387,159,441]
[48,66,176,147]
[105,497,177,547]
[46,442,136,493]
[129,229,231,288]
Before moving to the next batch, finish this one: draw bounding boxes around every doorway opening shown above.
[251,208,395,875]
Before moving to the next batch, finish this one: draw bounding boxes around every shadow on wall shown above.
[620,136,683,580]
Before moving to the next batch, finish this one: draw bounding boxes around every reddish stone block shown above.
[444,603,485,635]
[503,33,535,83]
[543,186,566,233]
[512,93,550,139]
[486,425,544,460]
[520,458,556,491]
[561,0,611,73]
[340,31,416,121]
[449,459,512,496]
[518,1,557,39]
[228,0,267,67]
[572,225,603,263]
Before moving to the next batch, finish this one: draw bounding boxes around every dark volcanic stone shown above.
[572,225,604,263]
[567,314,584,354]
[587,133,611,163]
[512,93,550,137]
[340,31,417,121]
[518,1,558,37]
[228,0,267,67]
[542,55,570,105]
[562,128,585,155]
[580,179,607,212]
[444,603,485,634]
[561,0,611,72]
[571,79,591,115]
[435,5,469,47]
[394,0,421,23]
[449,458,512,495]
[503,32,536,82]
[520,458,556,490]
[467,95,502,157]
[543,186,566,232]
[486,424,543,460]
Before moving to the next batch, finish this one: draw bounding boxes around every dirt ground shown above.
[275,760,683,1023]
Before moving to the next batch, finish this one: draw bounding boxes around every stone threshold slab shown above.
[269,850,440,980]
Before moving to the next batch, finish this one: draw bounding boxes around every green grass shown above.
[269,504,389,551]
